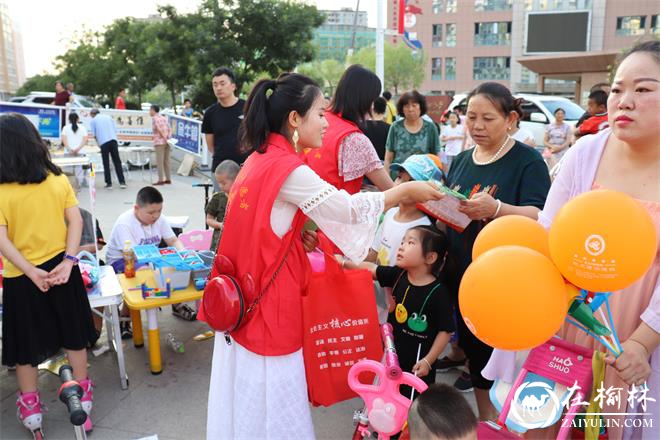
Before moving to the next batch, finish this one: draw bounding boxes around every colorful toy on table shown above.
[128,279,173,299]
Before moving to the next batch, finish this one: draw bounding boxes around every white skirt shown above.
[206,333,316,440]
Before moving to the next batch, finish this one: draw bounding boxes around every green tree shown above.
[349,42,426,94]
[190,0,325,107]
[103,18,157,104]
[319,59,345,96]
[296,62,325,89]
[296,59,344,96]
[55,32,124,99]
[142,6,197,108]
[16,73,60,96]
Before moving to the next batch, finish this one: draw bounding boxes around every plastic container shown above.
[166,333,184,353]
[123,240,136,278]
[154,267,191,290]
[197,250,214,267]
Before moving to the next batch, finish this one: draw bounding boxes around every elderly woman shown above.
[384,90,441,173]
[483,40,660,439]
[543,107,572,169]
[445,82,551,420]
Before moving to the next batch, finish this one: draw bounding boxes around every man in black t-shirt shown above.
[202,67,247,190]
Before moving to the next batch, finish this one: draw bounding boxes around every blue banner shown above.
[168,114,202,156]
[0,102,62,140]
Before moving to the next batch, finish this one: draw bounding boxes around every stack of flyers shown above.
[416,180,472,232]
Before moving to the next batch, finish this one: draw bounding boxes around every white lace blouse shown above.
[270,165,384,262]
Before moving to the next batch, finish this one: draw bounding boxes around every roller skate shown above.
[16,391,45,439]
[79,378,94,432]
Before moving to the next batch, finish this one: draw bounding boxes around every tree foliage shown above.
[296,59,344,97]
[15,74,60,96]
[42,0,324,109]
[349,42,426,95]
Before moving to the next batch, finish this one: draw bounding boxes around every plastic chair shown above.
[178,229,213,251]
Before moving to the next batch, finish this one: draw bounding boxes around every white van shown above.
[13,91,98,108]
[443,93,585,147]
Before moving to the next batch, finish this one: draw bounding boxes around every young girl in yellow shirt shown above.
[0,113,97,437]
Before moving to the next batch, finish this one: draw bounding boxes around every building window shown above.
[525,0,591,10]
[432,58,442,80]
[475,0,513,12]
[445,57,456,80]
[474,21,511,46]
[445,23,457,47]
[520,66,538,84]
[432,24,443,47]
[616,16,646,36]
[446,0,458,13]
[473,56,510,80]
[445,90,456,97]
[651,15,659,35]
[432,0,443,14]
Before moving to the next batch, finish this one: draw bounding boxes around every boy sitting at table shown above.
[106,186,192,338]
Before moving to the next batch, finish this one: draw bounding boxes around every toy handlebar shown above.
[58,365,87,426]
[381,323,402,380]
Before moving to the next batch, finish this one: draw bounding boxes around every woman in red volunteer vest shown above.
[306,64,394,194]
[202,73,444,439]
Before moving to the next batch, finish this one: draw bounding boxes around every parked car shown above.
[440,93,585,147]
[17,91,98,108]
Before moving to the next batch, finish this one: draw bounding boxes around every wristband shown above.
[422,358,432,370]
[63,253,79,265]
[493,199,502,219]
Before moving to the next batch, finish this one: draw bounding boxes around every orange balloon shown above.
[472,215,550,260]
[549,189,657,292]
[459,246,568,350]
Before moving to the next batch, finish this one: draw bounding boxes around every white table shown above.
[87,266,129,389]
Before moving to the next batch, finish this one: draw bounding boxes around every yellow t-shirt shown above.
[0,173,78,278]
[385,100,397,124]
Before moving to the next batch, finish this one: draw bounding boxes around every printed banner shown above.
[167,114,202,156]
[0,102,62,140]
[75,108,153,143]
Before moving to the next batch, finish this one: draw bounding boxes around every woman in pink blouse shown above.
[306,65,394,194]
[483,40,660,439]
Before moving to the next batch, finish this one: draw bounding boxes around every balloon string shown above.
[605,299,623,354]
[566,318,618,357]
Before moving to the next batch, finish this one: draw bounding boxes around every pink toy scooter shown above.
[348,323,428,439]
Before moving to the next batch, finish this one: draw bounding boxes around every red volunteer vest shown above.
[305,111,363,194]
[198,133,309,356]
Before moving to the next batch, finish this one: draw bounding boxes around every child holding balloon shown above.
[342,225,455,395]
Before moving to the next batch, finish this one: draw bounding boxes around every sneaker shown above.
[104,184,112,190]
[436,356,467,372]
[79,378,93,432]
[120,321,133,340]
[119,183,127,189]
[172,304,197,321]
[453,371,474,393]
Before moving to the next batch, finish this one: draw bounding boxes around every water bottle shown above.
[122,240,136,278]
[166,333,185,353]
